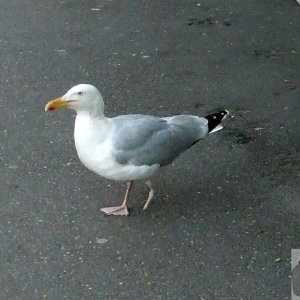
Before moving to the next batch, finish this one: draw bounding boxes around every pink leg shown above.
[143,180,155,210]
[101,181,133,216]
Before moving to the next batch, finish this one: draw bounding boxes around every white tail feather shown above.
[209,124,223,134]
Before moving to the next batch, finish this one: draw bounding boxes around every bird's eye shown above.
[77,91,83,96]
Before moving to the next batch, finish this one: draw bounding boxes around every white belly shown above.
[75,139,160,181]
[74,115,160,181]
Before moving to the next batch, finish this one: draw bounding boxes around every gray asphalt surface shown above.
[1,0,299,299]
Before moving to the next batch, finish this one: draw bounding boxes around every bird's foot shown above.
[100,205,129,216]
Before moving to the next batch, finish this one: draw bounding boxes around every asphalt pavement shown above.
[1,0,299,299]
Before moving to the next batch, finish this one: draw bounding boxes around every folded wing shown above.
[111,114,209,166]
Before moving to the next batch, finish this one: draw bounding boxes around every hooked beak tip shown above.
[45,97,66,112]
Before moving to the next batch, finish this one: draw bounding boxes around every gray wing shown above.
[111,114,208,166]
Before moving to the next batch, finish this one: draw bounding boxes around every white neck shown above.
[74,112,111,146]
[75,103,105,118]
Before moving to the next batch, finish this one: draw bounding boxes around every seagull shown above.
[45,84,228,216]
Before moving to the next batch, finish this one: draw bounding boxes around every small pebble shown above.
[96,238,108,244]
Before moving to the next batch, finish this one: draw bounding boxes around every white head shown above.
[45,84,105,116]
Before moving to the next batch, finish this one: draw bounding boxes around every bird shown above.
[45,84,228,216]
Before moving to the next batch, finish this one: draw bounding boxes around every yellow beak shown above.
[45,97,69,112]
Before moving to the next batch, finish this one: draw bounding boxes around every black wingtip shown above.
[205,109,229,132]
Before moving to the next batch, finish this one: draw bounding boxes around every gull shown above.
[45,84,228,216]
